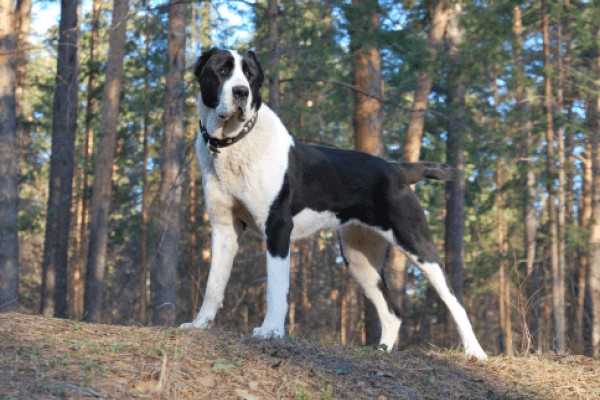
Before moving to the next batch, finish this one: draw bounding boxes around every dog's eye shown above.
[243,64,254,79]
[217,66,226,76]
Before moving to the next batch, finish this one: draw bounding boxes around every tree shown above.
[444,2,466,304]
[402,0,450,162]
[40,0,80,317]
[152,0,186,326]
[541,0,565,353]
[587,23,600,358]
[0,0,20,313]
[267,0,280,114]
[71,0,102,318]
[84,0,131,323]
[511,3,539,353]
[347,0,384,344]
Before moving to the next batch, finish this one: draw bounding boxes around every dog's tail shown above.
[391,161,455,184]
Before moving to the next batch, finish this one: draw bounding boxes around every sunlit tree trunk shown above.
[15,0,31,150]
[348,0,384,345]
[511,4,540,353]
[0,0,20,313]
[70,0,101,318]
[587,38,600,358]
[402,0,450,162]
[84,0,130,322]
[267,0,280,114]
[542,0,565,353]
[139,1,152,324]
[152,0,186,325]
[444,2,466,304]
[40,0,80,317]
[492,72,512,355]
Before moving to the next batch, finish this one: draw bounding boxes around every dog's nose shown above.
[232,85,249,99]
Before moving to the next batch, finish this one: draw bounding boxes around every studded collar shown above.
[200,112,258,155]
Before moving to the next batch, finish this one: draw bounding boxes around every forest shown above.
[0,0,599,361]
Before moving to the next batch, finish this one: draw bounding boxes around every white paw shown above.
[252,326,285,339]
[179,318,212,330]
[464,344,488,361]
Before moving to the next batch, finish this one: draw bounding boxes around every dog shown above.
[180,48,487,361]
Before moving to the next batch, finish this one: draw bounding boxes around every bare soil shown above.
[1,313,599,399]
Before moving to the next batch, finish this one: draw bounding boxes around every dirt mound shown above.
[0,313,598,399]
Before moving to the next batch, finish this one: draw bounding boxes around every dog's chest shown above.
[200,137,290,231]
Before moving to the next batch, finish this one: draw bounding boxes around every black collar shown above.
[200,112,258,155]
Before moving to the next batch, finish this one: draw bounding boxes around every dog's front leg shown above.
[180,222,242,329]
[253,211,293,339]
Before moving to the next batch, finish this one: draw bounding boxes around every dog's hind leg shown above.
[339,224,402,351]
[180,221,243,329]
[387,186,487,360]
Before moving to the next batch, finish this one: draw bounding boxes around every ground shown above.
[0,313,599,399]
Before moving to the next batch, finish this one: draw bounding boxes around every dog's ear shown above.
[195,47,218,82]
[245,50,264,89]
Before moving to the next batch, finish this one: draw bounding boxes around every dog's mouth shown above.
[218,106,247,122]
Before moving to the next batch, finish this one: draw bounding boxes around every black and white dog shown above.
[180,48,487,361]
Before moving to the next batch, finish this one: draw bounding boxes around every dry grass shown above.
[1,313,599,399]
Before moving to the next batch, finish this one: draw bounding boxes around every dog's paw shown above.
[464,344,488,361]
[252,326,285,339]
[179,318,212,330]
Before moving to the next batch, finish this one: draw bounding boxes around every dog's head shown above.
[195,48,264,124]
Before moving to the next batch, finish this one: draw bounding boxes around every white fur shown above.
[216,52,253,121]
[341,227,402,350]
[291,209,339,240]
[253,252,291,338]
[412,260,487,360]
[180,223,241,329]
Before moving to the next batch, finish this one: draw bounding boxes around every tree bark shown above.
[444,2,466,304]
[512,4,540,353]
[542,0,565,353]
[139,0,152,325]
[40,0,80,318]
[0,0,20,313]
[267,0,280,115]
[402,0,450,162]
[587,34,600,358]
[492,72,512,355]
[15,0,31,152]
[348,0,384,345]
[152,0,186,326]
[84,0,130,322]
[71,0,101,319]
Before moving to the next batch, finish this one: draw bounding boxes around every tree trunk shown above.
[139,0,152,325]
[71,0,101,319]
[348,0,384,345]
[152,0,186,326]
[40,0,80,318]
[512,4,540,353]
[402,0,449,161]
[542,0,565,353]
[492,72,512,355]
[83,0,130,322]
[0,0,20,313]
[578,140,592,353]
[267,0,280,115]
[587,37,600,358]
[15,0,31,151]
[444,2,466,304]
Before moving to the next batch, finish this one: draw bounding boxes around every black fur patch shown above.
[377,278,401,317]
[265,174,294,258]
[278,142,441,264]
